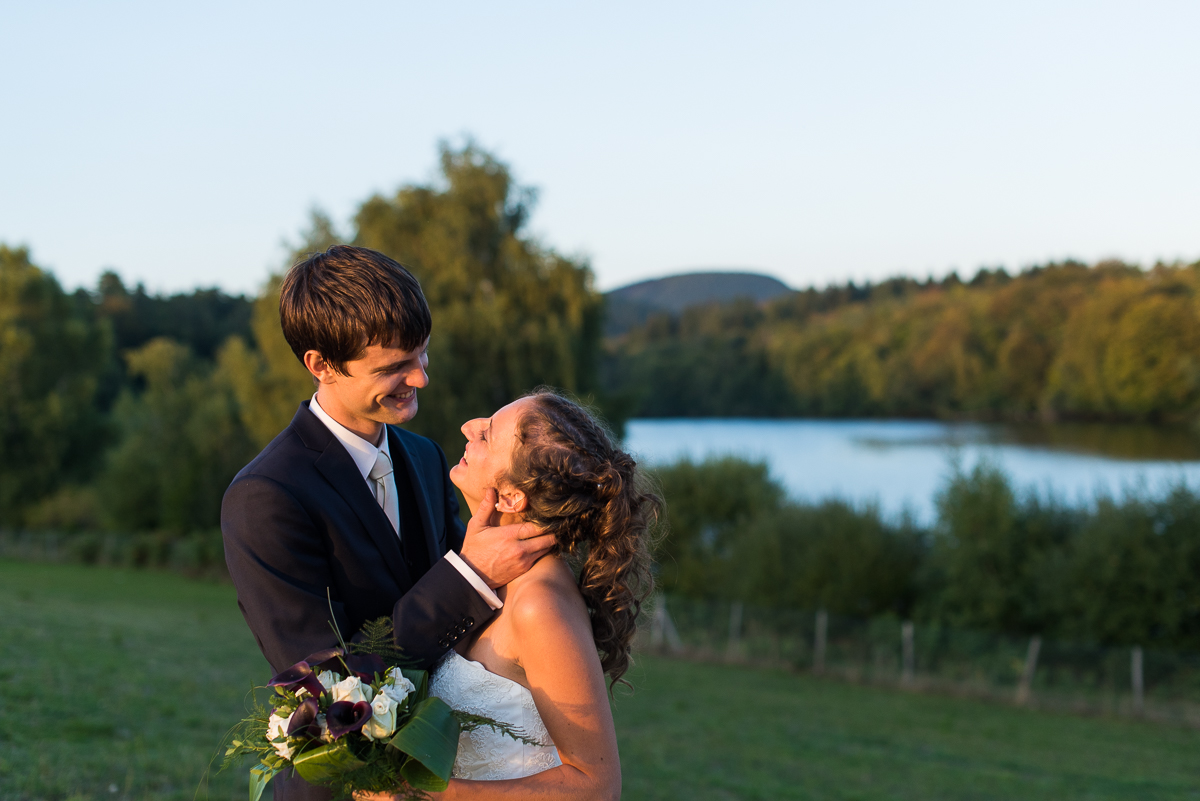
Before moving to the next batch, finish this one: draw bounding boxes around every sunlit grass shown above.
[0,561,267,800]
[2,560,1198,800]
[615,657,1200,800]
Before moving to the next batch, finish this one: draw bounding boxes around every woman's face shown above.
[449,396,535,512]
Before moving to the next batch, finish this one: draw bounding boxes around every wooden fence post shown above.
[1015,635,1041,706]
[650,596,682,652]
[901,621,915,685]
[814,609,828,675]
[726,601,743,660]
[1132,646,1144,716]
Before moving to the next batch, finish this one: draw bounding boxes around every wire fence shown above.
[637,594,1200,727]
[5,529,1198,726]
[0,528,229,580]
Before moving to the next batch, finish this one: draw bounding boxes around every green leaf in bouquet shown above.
[387,696,459,784]
[453,711,541,746]
[292,739,368,784]
[248,763,278,801]
[399,756,450,793]
[400,668,429,704]
[351,616,415,668]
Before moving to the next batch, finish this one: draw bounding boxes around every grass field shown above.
[1,560,1198,800]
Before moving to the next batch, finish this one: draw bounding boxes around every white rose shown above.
[266,712,294,759]
[330,675,373,705]
[362,691,399,741]
[296,670,340,698]
[382,668,416,705]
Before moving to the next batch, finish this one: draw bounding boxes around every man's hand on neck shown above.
[459,488,554,589]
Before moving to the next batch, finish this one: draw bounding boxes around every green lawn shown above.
[2,560,1198,801]
[0,561,268,801]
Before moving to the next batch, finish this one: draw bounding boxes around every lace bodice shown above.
[429,650,562,780]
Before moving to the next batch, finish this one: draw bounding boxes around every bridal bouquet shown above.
[221,618,525,800]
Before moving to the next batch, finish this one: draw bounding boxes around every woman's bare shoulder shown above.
[506,556,588,631]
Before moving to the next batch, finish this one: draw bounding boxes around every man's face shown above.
[308,337,430,441]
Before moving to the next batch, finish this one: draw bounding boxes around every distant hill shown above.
[604,271,792,336]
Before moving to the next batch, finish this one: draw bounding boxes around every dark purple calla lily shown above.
[325,700,372,739]
[267,660,326,699]
[303,647,346,673]
[345,653,386,682]
[286,697,321,740]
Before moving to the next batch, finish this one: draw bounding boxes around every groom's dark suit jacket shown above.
[222,401,494,801]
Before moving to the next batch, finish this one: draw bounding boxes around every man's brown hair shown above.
[280,245,432,375]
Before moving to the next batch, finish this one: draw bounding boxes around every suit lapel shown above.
[388,427,443,561]
[295,403,412,587]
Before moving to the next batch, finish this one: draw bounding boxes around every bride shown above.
[363,389,659,800]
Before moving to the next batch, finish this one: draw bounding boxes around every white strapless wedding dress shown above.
[429,650,562,780]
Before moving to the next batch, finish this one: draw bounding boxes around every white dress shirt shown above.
[309,394,502,609]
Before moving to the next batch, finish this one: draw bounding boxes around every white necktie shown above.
[368,450,399,533]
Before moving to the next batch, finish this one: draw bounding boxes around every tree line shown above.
[2,141,1196,652]
[605,260,1200,423]
[0,142,603,534]
[653,456,1200,652]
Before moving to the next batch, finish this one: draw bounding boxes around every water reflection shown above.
[989,423,1200,461]
[623,419,1200,525]
[847,421,1200,460]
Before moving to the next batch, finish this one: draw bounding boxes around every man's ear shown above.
[303,350,337,384]
[496,487,527,514]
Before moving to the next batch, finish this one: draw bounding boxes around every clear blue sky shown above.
[3,1,1198,295]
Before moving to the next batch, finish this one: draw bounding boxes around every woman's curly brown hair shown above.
[503,389,661,687]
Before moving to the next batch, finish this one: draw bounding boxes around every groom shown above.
[221,245,552,801]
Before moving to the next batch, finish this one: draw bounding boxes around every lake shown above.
[622,419,1200,524]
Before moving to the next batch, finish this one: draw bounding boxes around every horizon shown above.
[36,253,1192,301]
